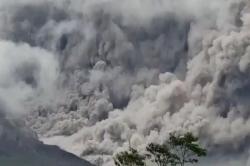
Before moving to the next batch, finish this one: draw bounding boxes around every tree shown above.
[113,132,206,166]
[114,147,146,166]
[146,143,178,166]
[167,132,207,166]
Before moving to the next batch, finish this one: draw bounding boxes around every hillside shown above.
[0,117,93,166]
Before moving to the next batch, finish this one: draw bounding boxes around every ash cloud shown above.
[0,0,250,165]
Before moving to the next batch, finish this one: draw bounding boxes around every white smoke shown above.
[0,0,250,165]
[0,40,59,115]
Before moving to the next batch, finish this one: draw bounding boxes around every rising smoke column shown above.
[0,0,250,165]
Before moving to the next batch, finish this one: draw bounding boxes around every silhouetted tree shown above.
[167,132,207,166]
[146,143,178,166]
[114,147,146,166]
[113,132,206,166]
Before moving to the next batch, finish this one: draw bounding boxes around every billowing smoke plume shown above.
[1,0,250,165]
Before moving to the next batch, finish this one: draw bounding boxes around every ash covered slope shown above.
[1,0,250,166]
[0,112,93,166]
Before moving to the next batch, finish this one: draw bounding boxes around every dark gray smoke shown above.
[0,0,250,165]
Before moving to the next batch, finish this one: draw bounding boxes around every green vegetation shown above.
[114,132,206,166]
[114,148,146,166]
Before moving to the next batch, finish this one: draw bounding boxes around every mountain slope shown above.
[0,117,93,166]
